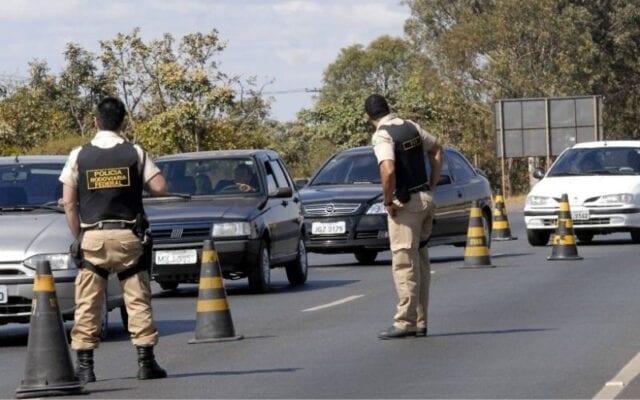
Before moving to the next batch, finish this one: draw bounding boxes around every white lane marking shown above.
[302,295,364,312]
[594,351,640,399]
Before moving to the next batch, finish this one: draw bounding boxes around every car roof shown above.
[339,144,458,155]
[155,149,279,162]
[572,140,640,149]
[0,155,67,165]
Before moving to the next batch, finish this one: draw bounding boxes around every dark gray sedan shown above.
[299,146,493,264]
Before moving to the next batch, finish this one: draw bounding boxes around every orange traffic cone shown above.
[15,260,85,398]
[189,240,243,344]
[462,201,495,268]
[491,188,517,241]
[548,193,582,261]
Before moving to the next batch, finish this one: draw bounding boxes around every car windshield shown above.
[548,147,640,177]
[156,157,262,195]
[311,152,381,185]
[0,163,64,208]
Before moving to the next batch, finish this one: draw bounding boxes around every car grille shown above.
[308,233,349,241]
[574,218,610,225]
[356,232,379,240]
[0,268,26,276]
[304,203,362,216]
[151,225,211,240]
[0,297,31,316]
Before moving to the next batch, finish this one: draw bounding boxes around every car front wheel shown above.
[285,238,308,286]
[159,282,178,291]
[576,231,594,243]
[631,229,640,243]
[527,229,550,246]
[248,241,271,293]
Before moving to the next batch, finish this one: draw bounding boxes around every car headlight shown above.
[24,253,75,271]
[366,202,388,215]
[527,195,553,206]
[598,193,634,204]
[212,222,251,237]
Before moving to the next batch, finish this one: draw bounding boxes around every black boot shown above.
[76,349,96,384]
[136,346,167,380]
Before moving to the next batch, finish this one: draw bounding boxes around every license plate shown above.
[312,221,346,235]
[155,249,198,265]
[0,285,7,304]
[571,209,590,221]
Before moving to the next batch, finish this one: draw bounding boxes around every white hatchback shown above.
[524,141,640,246]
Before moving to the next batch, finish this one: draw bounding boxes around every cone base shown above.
[492,236,517,241]
[547,255,583,261]
[189,334,244,344]
[16,383,86,399]
[461,264,495,269]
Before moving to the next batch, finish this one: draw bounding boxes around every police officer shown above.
[59,97,169,382]
[364,94,443,340]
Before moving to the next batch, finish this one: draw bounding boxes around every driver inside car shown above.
[233,164,256,192]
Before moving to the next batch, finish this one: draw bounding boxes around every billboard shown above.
[495,96,603,158]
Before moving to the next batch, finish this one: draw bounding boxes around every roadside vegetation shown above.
[1,1,639,195]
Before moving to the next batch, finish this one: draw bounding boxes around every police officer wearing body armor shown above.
[364,94,443,340]
[60,97,169,383]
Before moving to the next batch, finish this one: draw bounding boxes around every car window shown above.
[268,160,292,189]
[157,157,262,195]
[264,162,278,193]
[548,147,640,176]
[447,151,476,182]
[311,152,381,185]
[0,163,63,207]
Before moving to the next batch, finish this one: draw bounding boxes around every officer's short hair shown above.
[364,94,390,120]
[96,97,126,131]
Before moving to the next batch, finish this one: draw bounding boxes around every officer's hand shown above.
[386,202,402,217]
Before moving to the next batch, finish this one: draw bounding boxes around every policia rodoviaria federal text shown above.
[60,97,169,383]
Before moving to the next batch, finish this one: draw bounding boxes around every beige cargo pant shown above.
[71,229,159,350]
[387,191,436,331]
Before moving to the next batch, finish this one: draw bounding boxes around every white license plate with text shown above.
[0,285,7,304]
[312,221,346,235]
[155,250,198,265]
[571,209,590,221]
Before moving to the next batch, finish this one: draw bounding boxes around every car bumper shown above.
[151,238,261,283]
[303,214,391,253]
[0,268,77,324]
[524,206,640,231]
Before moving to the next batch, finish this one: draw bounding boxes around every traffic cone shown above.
[189,240,243,344]
[15,260,85,398]
[548,193,582,261]
[461,201,495,268]
[491,188,517,241]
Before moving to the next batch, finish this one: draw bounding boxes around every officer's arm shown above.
[428,143,443,190]
[146,173,168,196]
[379,160,395,205]
[62,184,81,239]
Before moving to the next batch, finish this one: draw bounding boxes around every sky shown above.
[0,0,409,122]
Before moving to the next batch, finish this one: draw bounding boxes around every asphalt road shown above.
[3,210,640,398]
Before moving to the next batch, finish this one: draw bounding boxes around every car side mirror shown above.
[438,175,452,185]
[475,168,488,178]
[532,168,545,180]
[294,179,308,189]
[270,187,293,198]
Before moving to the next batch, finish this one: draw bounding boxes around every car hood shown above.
[299,185,382,204]
[145,196,263,223]
[529,175,640,204]
[0,212,73,262]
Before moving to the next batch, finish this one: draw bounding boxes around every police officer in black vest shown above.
[60,97,168,382]
[365,94,443,339]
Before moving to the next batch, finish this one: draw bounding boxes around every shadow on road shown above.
[429,328,552,337]
[153,279,360,298]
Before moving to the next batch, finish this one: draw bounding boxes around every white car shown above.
[524,141,640,246]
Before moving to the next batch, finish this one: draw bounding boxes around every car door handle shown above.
[293,196,300,203]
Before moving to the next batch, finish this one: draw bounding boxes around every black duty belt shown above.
[409,183,430,193]
[85,221,135,230]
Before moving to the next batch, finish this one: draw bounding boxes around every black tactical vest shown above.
[382,121,429,203]
[77,142,144,224]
